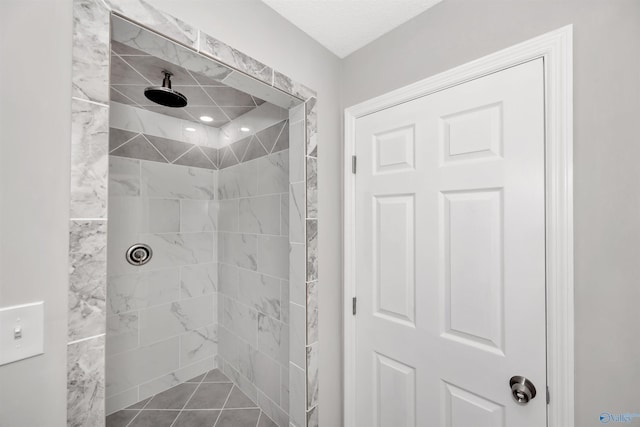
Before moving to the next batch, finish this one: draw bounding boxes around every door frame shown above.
[343,26,574,427]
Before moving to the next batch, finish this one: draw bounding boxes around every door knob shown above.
[509,376,537,405]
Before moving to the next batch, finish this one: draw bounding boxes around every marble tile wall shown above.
[217,148,291,427]
[70,0,317,424]
[105,156,218,414]
[110,105,289,171]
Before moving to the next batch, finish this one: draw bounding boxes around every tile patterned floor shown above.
[106,369,278,427]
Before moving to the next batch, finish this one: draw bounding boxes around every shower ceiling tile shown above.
[121,54,198,86]
[111,85,150,106]
[111,55,150,85]
[203,87,256,107]
[184,106,230,125]
[111,40,147,56]
[222,106,255,121]
[173,86,216,106]
[145,105,197,122]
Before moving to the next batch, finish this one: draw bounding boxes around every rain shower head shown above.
[144,71,188,108]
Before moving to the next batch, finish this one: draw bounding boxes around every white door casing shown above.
[343,27,574,427]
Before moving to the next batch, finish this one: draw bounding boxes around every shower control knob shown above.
[126,244,153,266]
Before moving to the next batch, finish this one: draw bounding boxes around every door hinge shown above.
[546,386,550,404]
[352,297,357,315]
[352,155,357,174]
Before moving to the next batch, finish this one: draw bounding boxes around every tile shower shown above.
[107,98,291,424]
[68,2,318,425]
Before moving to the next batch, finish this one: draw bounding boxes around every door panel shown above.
[354,59,546,427]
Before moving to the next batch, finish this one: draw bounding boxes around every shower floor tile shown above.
[106,369,278,427]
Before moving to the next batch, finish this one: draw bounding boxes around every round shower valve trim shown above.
[126,244,153,266]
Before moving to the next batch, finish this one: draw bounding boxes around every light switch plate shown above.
[0,301,44,366]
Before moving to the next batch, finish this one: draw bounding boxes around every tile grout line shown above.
[212,382,235,427]
[168,371,208,427]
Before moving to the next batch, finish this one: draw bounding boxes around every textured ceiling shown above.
[261,0,442,58]
[110,41,265,128]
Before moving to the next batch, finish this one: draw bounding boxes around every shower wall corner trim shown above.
[68,1,318,426]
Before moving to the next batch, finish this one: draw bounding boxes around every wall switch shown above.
[0,301,44,366]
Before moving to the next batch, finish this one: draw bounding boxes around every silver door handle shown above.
[509,376,537,405]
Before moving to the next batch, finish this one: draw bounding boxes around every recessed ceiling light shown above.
[240,127,251,132]
[199,116,214,122]
[185,127,196,132]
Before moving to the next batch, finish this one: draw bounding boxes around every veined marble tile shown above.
[141,161,215,200]
[289,363,305,427]
[238,269,281,320]
[107,0,198,49]
[305,98,317,158]
[273,71,316,102]
[280,194,289,237]
[307,405,318,427]
[68,220,107,341]
[257,235,289,279]
[239,195,281,235]
[306,344,319,409]
[139,295,215,345]
[180,323,218,367]
[218,199,239,232]
[306,281,318,345]
[218,262,239,299]
[67,335,105,427]
[218,161,258,199]
[306,220,318,282]
[258,314,288,366]
[280,366,289,413]
[289,303,305,369]
[257,390,289,427]
[181,199,215,232]
[144,198,180,232]
[222,360,258,403]
[181,262,217,298]
[109,156,140,197]
[106,337,179,397]
[106,312,139,356]
[222,70,299,110]
[219,232,257,271]
[111,15,231,84]
[289,103,305,125]
[72,0,109,103]
[70,100,109,218]
[306,157,317,219]
[222,296,258,346]
[138,356,215,402]
[289,244,306,307]
[107,268,180,314]
[139,232,214,270]
[257,151,289,196]
[219,324,239,367]
[281,280,289,325]
[253,351,281,405]
[255,121,287,154]
[289,183,305,244]
[199,33,272,85]
[110,103,184,142]
[289,121,305,184]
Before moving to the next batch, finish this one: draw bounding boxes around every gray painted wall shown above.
[0,1,72,426]
[342,1,640,425]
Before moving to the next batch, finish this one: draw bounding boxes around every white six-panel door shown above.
[354,59,546,427]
